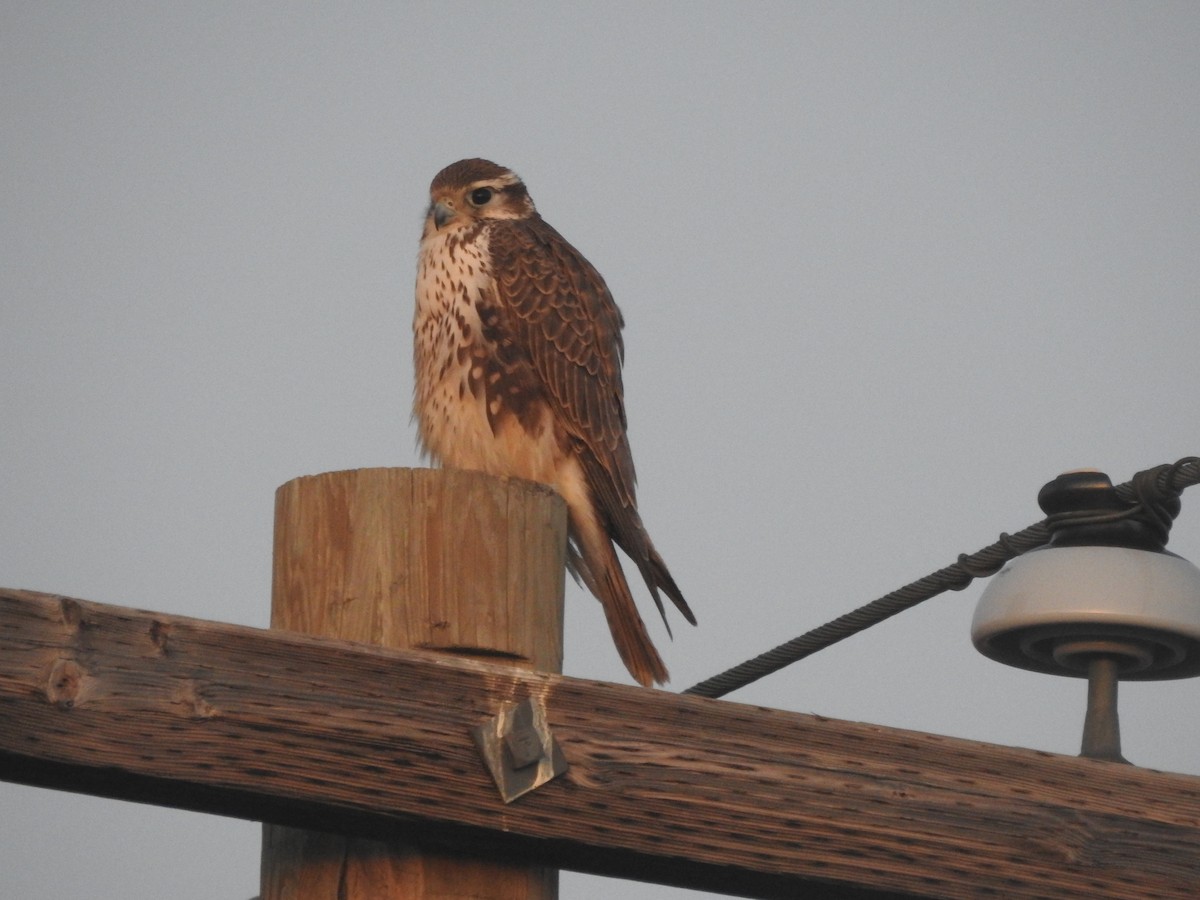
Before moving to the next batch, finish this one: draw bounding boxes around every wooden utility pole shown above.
[260,468,566,900]
[4,588,1200,897]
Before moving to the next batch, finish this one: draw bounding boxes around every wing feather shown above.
[488,216,636,506]
[487,213,696,636]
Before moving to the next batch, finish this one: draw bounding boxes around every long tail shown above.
[568,513,670,687]
[630,539,696,638]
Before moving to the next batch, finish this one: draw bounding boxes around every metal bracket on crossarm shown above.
[471,696,568,803]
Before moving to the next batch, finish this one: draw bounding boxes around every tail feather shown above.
[565,450,694,686]
[569,522,670,687]
[633,545,697,636]
[575,446,696,632]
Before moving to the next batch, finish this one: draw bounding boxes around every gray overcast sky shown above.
[3,3,1199,898]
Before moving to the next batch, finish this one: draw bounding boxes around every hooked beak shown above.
[431,200,456,230]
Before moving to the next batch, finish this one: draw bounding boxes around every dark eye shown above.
[469,187,493,206]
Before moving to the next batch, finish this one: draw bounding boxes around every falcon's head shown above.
[423,158,536,237]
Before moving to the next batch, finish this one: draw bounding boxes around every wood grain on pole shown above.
[3,589,1200,898]
[261,468,566,900]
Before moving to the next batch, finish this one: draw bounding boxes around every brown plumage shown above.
[412,158,695,686]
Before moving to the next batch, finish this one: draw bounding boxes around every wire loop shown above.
[683,457,1200,699]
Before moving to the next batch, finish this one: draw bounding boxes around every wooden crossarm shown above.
[2,588,1199,898]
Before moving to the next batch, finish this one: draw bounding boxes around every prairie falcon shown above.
[413,158,695,686]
